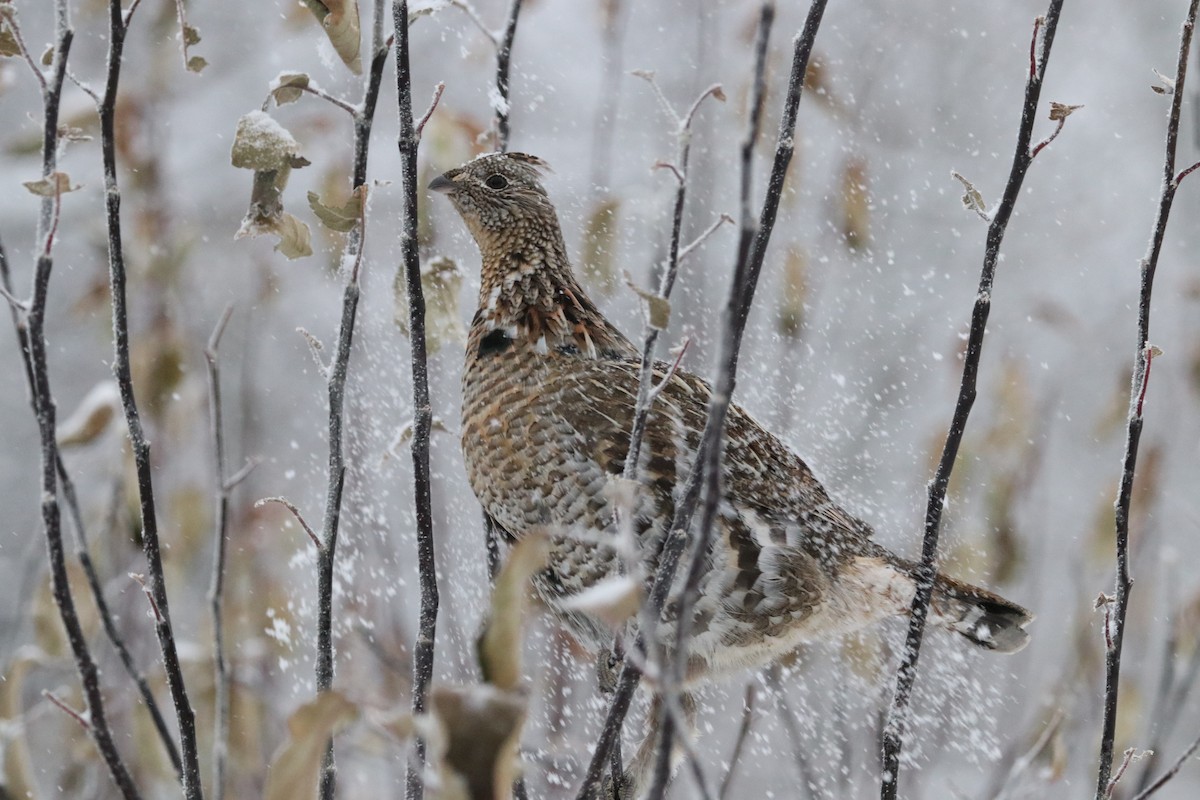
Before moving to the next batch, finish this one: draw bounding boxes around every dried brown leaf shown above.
[623,271,670,331]
[23,171,80,196]
[307,185,364,233]
[263,692,359,800]
[580,197,620,294]
[777,247,807,338]
[231,111,304,172]
[839,156,870,250]
[477,532,549,691]
[1048,101,1083,121]
[271,72,312,107]
[300,0,362,75]
[394,256,466,352]
[186,55,207,73]
[429,685,527,800]
[56,381,121,447]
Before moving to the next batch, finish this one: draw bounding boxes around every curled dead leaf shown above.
[429,685,527,800]
[271,72,312,107]
[300,0,362,75]
[580,198,620,294]
[23,171,80,197]
[308,186,364,233]
[394,256,466,352]
[1048,101,1083,121]
[56,381,121,448]
[623,271,670,330]
[478,532,549,691]
[263,692,359,800]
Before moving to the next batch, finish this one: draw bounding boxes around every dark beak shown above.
[428,173,455,195]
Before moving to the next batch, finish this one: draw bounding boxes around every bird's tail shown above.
[880,553,1032,653]
[926,572,1033,653]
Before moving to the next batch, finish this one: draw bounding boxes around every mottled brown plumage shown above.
[431,152,1032,684]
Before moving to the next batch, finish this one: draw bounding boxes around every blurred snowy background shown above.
[2,0,1199,797]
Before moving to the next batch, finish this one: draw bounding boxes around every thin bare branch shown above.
[1094,3,1199,796]
[579,0,834,794]
[415,81,446,140]
[881,5,1066,797]
[396,4,440,797]
[718,683,757,800]
[206,304,235,800]
[43,690,91,730]
[494,0,523,151]
[97,4,204,791]
[256,496,323,550]
[18,10,144,797]
[678,214,735,264]
[1132,730,1200,799]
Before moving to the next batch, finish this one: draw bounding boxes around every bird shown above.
[430,150,1031,791]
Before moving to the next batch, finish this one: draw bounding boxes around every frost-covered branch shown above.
[206,304,236,800]
[576,1,833,795]
[1094,1,1200,796]
[1131,728,1200,799]
[494,0,522,151]
[97,1,203,794]
[310,6,393,798]
[394,3,442,798]
[12,6,142,797]
[624,77,725,483]
[718,683,757,800]
[879,4,1068,798]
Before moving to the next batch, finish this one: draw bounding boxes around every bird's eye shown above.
[484,174,509,190]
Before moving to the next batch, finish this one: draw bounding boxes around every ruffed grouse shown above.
[430,152,1031,684]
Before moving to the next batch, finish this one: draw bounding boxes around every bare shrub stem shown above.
[1093,1,1200,796]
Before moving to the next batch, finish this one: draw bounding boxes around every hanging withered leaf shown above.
[1048,101,1083,121]
[187,56,207,73]
[623,270,670,331]
[22,171,80,196]
[0,7,20,59]
[1151,68,1176,95]
[477,531,549,692]
[263,692,359,800]
[951,170,988,221]
[776,246,808,339]
[427,684,527,800]
[300,0,362,75]
[838,155,870,251]
[270,72,312,107]
[394,256,466,353]
[580,197,620,295]
[232,111,312,259]
[56,381,121,448]
[307,185,364,232]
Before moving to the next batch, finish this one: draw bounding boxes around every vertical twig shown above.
[878,5,1068,798]
[395,3,440,797]
[718,683,757,800]
[98,1,204,795]
[315,6,392,798]
[16,7,142,796]
[3,187,182,789]
[623,79,725,483]
[206,304,235,800]
[494,0,523,151]
[1094,1,1200,796]
[576,1,833,795]
[1131,729,1200,799]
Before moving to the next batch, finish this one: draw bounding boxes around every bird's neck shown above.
[473,233,631,358]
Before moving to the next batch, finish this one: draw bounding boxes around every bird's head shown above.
[428,152,560,258]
